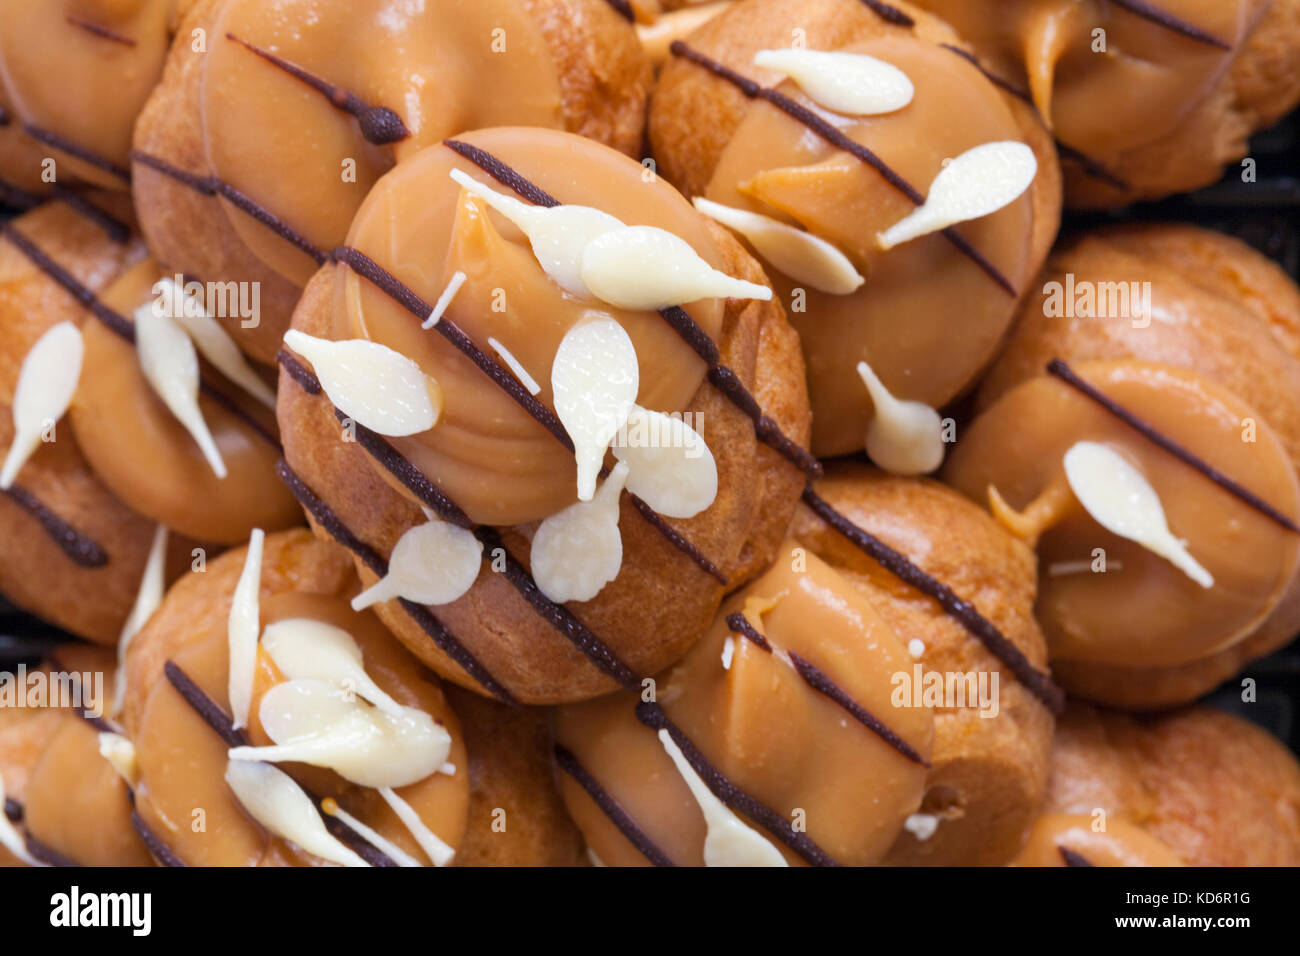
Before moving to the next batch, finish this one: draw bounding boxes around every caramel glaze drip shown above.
[1048,359,1300,534]
[224,35,409,147]
[553,745,676,867]
[158,660,399,868]
[1059,846,1096,867]
[66,16,137,47]
[667,41,1017,296]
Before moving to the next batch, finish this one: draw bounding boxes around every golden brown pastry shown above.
[1027,703,1300,866]
[944,225,1300,708]
[121,528,582,866]
[131,0,654,362]
[790,463,1056,865]
[649,0,1061,458]
[909,0,1300,207]
[277,126,812,704]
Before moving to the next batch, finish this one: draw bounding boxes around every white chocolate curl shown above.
[0,322,84,490]
[1063,441,1214,588]
[282,329,441,438]
[581,225,772,310]
[692,198,864,295]
[350,518,482,611]
[612,406,717,518]
[531,461,629,603]
[379,786,456,867]
[878,141,1038,250]
[154,278,276,409]
[227,528,264,730]
[135,304,227,478]
[223,759,369,867]
[261,618,404,717]
[321,798,423,867]
[112,523,168,717]
[551,317,639,501]
[857,360,945,475]
[657,729,787,867]
[753,48,914,115]
[0,771,45,866]
[98,732,139,787]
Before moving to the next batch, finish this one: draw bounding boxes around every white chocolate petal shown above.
[261,617,404,718]
[612,406,717,518]
[488,336,542,396]
[0,322,84,490]
[98,732,139,788]
[112,523,168,717]
[551,317,639,501]
[223,759,369,867]
[282,330,440,438]
[155,278,276,409]
[857,360,945,475]
[135,305,227,478]
[657,729,787,867]
[692,198,864,295]
[351,518,482,611]
[903,813,940,841]
[230,679,450,789]
[321,799,423,867]
[449,169,624,297]
[422,270,467,329]
[1063,441,1214,588]
[378,786,455,867]
[581,225,773,310]
[878,141,1037,250]
[0,772,45,867]
[531,461,628,603]
[227,528,264,730]
[753,48,913,115]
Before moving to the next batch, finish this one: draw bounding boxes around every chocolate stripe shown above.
[51,185,131,243]
[801,487,1065,713]
[636,701,840,866]
[1109,0,1231,49]
[3,484,108,568]
[4,797,21,822]
[273,460,517,705]
[857,0,914,27]
[668,41,1017,296]
[1059,846,1095,867]
[0,177,42,211]
[602,0,635,21]
[725,611,771,651]
[66,15,136,46]
[25,835,80,867]
[627,494,728,584]
[131,812,187,867]
[554,744,675,867]
[1047,358,1300,534]
[1054,142,1132,193]
[1,223,134,339]
[21,125,131,183]
[225,34,409,146]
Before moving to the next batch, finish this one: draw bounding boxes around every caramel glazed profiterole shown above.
[944,223,1300,709]
[648,0,1062,461]
[106,529,585,867]
[907,0,1300,208]
[130,0,653,363]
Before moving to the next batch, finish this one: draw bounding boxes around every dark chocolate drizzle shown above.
[0,104,8,126]
[0,176,42,211]
[601,0,635,22]
[801,487,1065,713]
[163,659,399,867]
[636,700,840,866]
[24,835,80,867]
[553,744,675,867]
[21,124,131,183]
[1047,358,1300,535]
[1,222,134,339]
[628,494,728,584]
[274,460,518,705]
[1054,141,1132,193]
[51,184,130,243]
[66,15,136,46]
[2,484,108,568]
[1109,0,1231,49]
[225,34,409,146]
[727,612,927,765]
[4,797,20,822]
[857,0,915,26]
[1059,845,1095,867]
[667,41,1017,296]
[130,812,187,867]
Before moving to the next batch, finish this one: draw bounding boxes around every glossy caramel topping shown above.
[0,0,176,188]
[554,540,933,866]
[943,359,1300,669]
[702,33,1038,456]
[69,257,301,544]
[320,127,726,526]
[1010,813,1184,867]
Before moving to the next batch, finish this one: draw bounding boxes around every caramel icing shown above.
[0,0,178,188]
[1010,813,1184,867]
[129,586,469,866]
[943,359,1300,670]
[315,127,726,526]
[554,540,933,866]
[68,257,300,543]
[697,32,1039,456]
